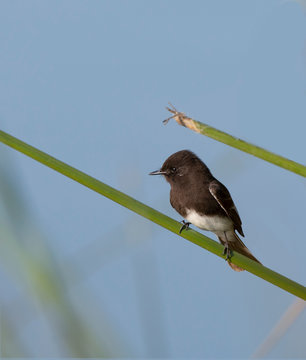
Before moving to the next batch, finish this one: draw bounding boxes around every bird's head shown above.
[149,150,209,186]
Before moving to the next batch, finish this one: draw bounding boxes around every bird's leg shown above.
[179,220,191,234]
[223,245,232,261]
[222,232,232,261]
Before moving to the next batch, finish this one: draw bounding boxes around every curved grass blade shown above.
[165,104,306,177]
[0,130,305,300]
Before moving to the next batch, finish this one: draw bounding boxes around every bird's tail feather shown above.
[218,231,261,272]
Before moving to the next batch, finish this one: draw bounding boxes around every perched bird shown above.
[149,149,260,271]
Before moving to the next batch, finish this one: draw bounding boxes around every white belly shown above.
[185,209,233,232]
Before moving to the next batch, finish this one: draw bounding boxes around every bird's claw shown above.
[179,220,191,234]
[223,245,232,261]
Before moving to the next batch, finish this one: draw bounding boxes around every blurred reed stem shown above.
[251,298,306,358]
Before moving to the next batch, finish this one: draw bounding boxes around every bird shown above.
[149,149,261,271]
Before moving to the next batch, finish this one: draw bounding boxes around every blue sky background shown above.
[0,0,305,358]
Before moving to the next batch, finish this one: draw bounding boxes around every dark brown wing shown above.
[209,180,244,237]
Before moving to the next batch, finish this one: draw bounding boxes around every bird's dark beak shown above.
[149,169,167,176]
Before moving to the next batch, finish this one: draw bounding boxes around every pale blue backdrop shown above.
[0,0,305,358]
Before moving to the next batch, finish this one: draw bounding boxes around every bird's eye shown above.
[171,167,176,173]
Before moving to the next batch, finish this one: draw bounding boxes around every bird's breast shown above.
[185,209,233,232]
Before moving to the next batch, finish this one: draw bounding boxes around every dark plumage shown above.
[150,150,261,271]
